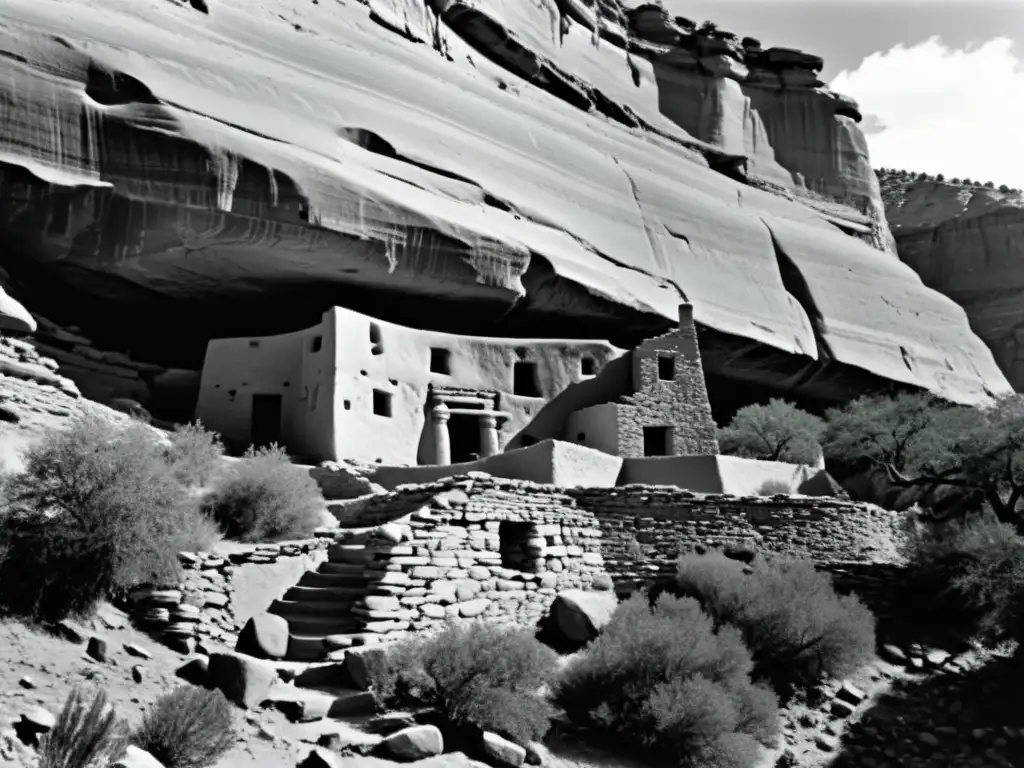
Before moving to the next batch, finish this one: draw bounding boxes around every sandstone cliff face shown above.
[883,178,1024,389]
[0,0,1009,409]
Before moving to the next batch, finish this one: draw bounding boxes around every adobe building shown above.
[195,304,720,468]
[195,306,624,464]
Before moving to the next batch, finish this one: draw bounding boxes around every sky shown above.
[643,0,1024,188]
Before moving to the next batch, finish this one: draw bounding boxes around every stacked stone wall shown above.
[345,477,608,637]
[339,473,908,636]
[616,306,720,457]
[125,539,330,650]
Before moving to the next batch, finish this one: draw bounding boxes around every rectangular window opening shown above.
[657,355,675,381]
[430,347,451,375]
[513,361,541,397]
[581,357,596,376]
[310,335,323,353]
[372,389,392,417]
[643,426,673,457]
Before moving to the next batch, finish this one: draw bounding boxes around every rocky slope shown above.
[880,174,1024,391]
[0,0,1010,409]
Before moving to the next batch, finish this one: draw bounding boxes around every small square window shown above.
[657,355,675,381]
[581,357,596,376]
[643,426,673,456]
[430,347,451,374]
[248,340,260,349]
[372,389,392,417]
[310,335,323,353]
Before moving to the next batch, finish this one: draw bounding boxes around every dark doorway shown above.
[513,361,541,396]
[643,426,673,457]
[449,413,481,463]
[251,394,283,449]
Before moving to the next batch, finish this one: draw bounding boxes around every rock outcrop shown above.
[0,0,1010,408]
[881,176,1024,390]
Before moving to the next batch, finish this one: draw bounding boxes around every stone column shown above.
[479,413,500,458]
[431,403,451,466]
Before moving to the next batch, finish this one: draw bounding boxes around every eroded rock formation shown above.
[0,0,1010,412]
[881,175,1024,390]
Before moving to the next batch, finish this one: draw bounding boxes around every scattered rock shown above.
[132,665,144,683]
[125,643,152,660]
[481,731,527,767]
[379,725,444,761]
[20,706,55,732]
[235,613,289,660]
[175,655,210,685]
[298,748,345,768]
[546,590,617,646]
[18,676,35,689]
[830,698,856,718]
[836,681,866,705]
[55,619,87,643]
[206,651,277,708]
[112,745,165,768]
[344,645,386,691]
[86,635,109,662]
[880,644,907,665]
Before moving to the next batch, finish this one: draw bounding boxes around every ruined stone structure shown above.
[235,473,909,661]
[566,305,719,457]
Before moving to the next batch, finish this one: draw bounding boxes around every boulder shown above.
[379,725,444,761]
[547,590,618,645]
[481,732,527,767]
[112,745,165,768]
[235,613,289,659]
[344,645,387,691]
[175,655,210,685]
[298,748,345,768]
[206,652,277,709]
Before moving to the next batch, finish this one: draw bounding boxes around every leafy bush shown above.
[718,399,825,465]
[165,421,224,488]
[201,444,324,542]
[132,686,236,768]
[557,593,779,768]
[367,621,559,746]
[756,479,791,496]
[671,554,876,697]
[38,687,127,768]
[0,414,217,620]
[903,514,1024,645]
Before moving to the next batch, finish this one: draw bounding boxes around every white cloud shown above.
[831,36,1024,188]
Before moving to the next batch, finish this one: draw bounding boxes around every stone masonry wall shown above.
[338,473,908,635]
[126,539,330,652]
[343,476,609,638]
[616,305,720,457]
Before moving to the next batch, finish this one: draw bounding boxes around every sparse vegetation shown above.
[718,399,825,465]
[823,392,1024,533]
[756,479,791,496]
[38,687,127,768]
[0,414,218,621]
[670,554,876,698]
[132,686,236,768]
[367,621,559,746]
[557,592,780,768]
[903,514,1024,646]
[201,444,324,542]
[877,168,1022,208]
[165,421,224,488]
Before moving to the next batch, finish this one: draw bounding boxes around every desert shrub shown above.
[38,687,127,768]
[201,444,324,542]
[903,514,1024,644]
[718,399,825,465]
[756,479,791,496]
[672,554,876,698]
[132,686,236,768]
[165,421,224,488]
[367,621,559,746]
[557,593,779,768]
[0,414,216,620]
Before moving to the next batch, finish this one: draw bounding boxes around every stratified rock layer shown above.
[883,180,1024,390]
[0,0,1010,406]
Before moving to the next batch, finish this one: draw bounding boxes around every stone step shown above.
[327,545,378,565]
[318,562,369,576]
[285,634,332,662]
[269,598,358,617]
[283,585,368,603]
[299,572,371,589]
[263,681,377,720]
[281,614,363,637]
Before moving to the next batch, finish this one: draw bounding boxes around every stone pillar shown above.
[431,403,451,466]
[479,414,500,458]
